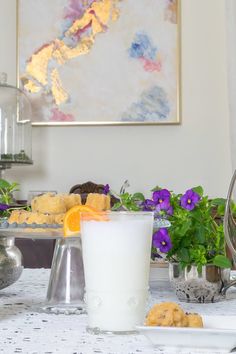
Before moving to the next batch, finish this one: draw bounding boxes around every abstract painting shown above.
[17,0,180,125]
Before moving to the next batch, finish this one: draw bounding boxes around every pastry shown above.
[8,210,25,224]
[8,192,111,229]
[53,213,65,224]
[31,193,66,214]
[24,212,54,224]
[185,313,203,328]
[85,193,111,211]
[8,210,54,225]
[62,193,82,210]
[145,302,188,327]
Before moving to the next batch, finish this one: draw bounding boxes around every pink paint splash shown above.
[140,57,162,72]
[50,108,75,122]
[72,20,93,41]
[63,0,97,21]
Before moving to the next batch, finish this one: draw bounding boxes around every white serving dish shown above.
[136,316,236,353]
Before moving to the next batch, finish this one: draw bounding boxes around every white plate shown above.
[136,316,236,353]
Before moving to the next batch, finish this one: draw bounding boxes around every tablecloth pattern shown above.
[1,269,236,354]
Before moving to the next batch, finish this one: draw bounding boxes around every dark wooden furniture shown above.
[15,239,55,268]
[70,181,118,206]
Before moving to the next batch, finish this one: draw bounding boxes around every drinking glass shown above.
[81,211,154,334]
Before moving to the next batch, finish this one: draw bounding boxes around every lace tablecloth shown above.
[1,269,236,354]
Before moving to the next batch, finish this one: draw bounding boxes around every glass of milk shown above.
[81,211,154,334]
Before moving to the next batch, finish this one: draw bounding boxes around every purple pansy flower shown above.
[155,199,171,212]
[152,228,172,253]
[103,184,110,195]
[0,203,9,211]
[153,189,173,215]
[142,199,156,211]
[180,189,200,211]
[153,189,171,206]
[166,205,174,215]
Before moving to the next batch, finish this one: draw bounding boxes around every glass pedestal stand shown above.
[42,237,86,315]
[0,229,86,315]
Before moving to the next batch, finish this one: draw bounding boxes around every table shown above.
[1,269,236,354]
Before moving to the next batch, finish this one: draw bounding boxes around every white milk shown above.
[81,212,154,332]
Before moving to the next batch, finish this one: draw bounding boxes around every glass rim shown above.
[80,210,154,216]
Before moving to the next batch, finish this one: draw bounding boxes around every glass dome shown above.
[0,73,33,170]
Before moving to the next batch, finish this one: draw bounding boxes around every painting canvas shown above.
[18,0,180,125]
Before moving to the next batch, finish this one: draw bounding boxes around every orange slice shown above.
[63,205,108,237]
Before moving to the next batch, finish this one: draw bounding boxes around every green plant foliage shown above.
[112,182,232,269]
[0,178,21,218]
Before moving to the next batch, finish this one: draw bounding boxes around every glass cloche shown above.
[0,73,33,170]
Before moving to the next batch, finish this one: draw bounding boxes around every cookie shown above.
[185,313,203,328]
[145,302,188,327]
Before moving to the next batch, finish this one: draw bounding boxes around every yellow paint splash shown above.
[53,37,94,64]
[21,78,41,93]
[23,0,121,105]
[51,68,69,105]
[26,44,54,86]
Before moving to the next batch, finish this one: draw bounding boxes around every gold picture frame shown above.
[17,0,181,126]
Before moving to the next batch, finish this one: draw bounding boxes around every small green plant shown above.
[112,184,232,270]
[0,179,20,217]
[0,179,19,204]
[112,192,145,211]
[160,186,231,270]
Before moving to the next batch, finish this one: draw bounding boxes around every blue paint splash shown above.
[129,32,157,61]
[121,86,170,122]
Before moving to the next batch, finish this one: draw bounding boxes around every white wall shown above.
[0,0,232,200]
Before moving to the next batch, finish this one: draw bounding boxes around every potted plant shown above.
[113,184,235,302]
[0,178,24,290]
[0,178,20,219]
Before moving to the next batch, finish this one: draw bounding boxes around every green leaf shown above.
[181,237,191,248]
[217,205,225,216]
[212,255,232,269]
[231,203,236,215]
[211,198,226,206]
[120,192,130,201]
[111,202,122,211]
[128,204,141,211]
[10,182,19,189]
[192,186,204,197]
[0,179,11,189]
[178,220,191,236]
[178,248,190,263]
[151,185,161,192]
[195,226,205,244]
[132,193,145,202]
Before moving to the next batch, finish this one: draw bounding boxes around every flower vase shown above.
[169,263,236,303]
[0,237,23,289]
